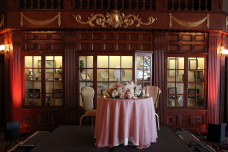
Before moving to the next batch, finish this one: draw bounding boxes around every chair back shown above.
[143,86,162,109]
[81,87,95,111]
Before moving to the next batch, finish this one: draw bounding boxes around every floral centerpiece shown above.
[104,81,144,99]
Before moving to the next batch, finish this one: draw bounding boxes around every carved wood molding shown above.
[169,14,209,28]
[20,12,61,27]
[73,10,157,28]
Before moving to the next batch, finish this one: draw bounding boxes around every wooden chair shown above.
[78,86,96,133]
[143,86,162,130]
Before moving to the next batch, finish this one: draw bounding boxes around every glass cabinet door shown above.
[78,55,133,106]
[24,55,63,107]
[97,55,133,97]
[79,56,94,106]
[167,57,184,107]
[24,56,42,106]
[45,56,63,106]
[188,57,205,107]
[135,53,152,88]
[166,56,206,108]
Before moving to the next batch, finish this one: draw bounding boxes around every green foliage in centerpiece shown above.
[105,81,144,99]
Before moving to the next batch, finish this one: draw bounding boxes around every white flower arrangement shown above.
[105,81,144,99]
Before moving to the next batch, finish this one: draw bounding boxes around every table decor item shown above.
[101,70,108,79]
[113,69,125,79]
[178,95,183,106]
[104,81,144,99]
[26,69,36,80]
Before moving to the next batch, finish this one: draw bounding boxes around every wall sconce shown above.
[0,44,9,55]
[220,46,228,57]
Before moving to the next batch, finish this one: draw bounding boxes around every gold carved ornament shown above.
[0,15,4,28]
[20,12,61,27]
[73,10,157,28]
[169,14,209,28]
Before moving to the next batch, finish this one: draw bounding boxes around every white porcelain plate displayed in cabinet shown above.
[101,70,109,78]
[178,95,183,106]
[113,69,125,79]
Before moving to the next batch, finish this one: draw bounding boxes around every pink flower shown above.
[119,93,125,99]
[112,90,118,97]
[117,87,123,93]
[104,81,142,99]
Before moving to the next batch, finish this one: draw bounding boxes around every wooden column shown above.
[207,32,222,124]
[8,31,23,124]
[153,31,166,126]
[1,32,11,124]
[64,31,78,125]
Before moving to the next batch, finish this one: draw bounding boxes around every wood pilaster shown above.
[153,31,166,125]
[64,32,77,125]
[9,30,22,124]
[207,32,222,124]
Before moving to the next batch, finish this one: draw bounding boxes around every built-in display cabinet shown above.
[23,55,63,107]
[78,52,153,106]
[165,55,207,133]
[166,56,206,108]
[22,53,65,133]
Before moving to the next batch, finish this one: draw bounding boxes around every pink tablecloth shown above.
[94,97,157,149]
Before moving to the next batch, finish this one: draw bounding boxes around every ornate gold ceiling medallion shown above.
[169,14,209,28]
[20,12,61,27]
[0,15,4,28]
[73,10,157,28]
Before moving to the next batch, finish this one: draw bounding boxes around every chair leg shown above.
[91,117,93,130]
[155,113,160,130]
[78,115,86,133]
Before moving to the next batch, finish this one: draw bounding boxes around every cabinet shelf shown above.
[137,68,150,70]
[45,80,62,82]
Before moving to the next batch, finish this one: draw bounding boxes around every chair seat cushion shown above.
[85,109,96,116]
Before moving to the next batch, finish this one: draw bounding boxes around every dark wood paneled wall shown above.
[18,30,155,128]
[76,31,153,52]
[167,32,208,53]
[4,28,226,133]
[23,32,63,51]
